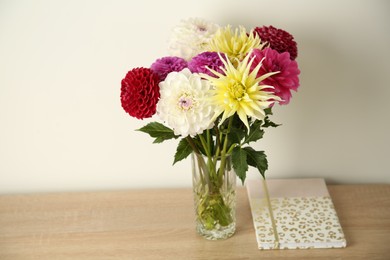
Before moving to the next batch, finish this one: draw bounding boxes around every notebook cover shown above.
[246,178,347,250]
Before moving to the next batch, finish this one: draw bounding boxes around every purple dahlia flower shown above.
[150,56,188,81]
[188,52,225,77]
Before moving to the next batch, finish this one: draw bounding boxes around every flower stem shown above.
[213,124,222,167]
[199,134,218,192]
[187,137,212,191]
[206,129,211,153]
[218,117,234,180]
[199,134,211,157]
[186,136,200,154]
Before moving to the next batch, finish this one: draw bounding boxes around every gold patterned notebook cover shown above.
[246,178,347,250]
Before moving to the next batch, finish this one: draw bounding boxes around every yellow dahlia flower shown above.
[208,25,265,63]
[201,53,281,129]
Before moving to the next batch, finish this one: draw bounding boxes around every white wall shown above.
[1,0,389,193]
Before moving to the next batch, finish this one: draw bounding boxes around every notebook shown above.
[246,178,347,249]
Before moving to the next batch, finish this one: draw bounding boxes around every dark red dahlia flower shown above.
[253,25,298,60]
[251,48,300,105]
[120,68,160,119]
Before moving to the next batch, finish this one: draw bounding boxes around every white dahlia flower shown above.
[156,69,214,137]
[168,18,219,60]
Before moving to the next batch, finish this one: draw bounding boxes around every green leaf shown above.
[262,116,281,128]
[137,122,178,143]
[173,138,193,165]
[244,147,268,178]
[264,107,273,115]
[232,147,248,185]
[228,126,246,145]
[244,120,264,144]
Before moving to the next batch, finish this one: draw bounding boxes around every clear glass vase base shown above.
[196,222,236,240]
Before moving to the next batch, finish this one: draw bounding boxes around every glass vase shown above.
[191,152,236,240]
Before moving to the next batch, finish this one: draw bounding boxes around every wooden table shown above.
[0,184,389,259]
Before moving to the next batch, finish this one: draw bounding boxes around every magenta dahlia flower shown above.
[150,56,188,81]
[251,48,300,105]
[121,67,160,119]
[253,25,298,60]
[188,52,225,77]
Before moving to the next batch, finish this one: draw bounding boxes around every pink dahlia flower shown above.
[121,68,160,119]
[188,52,225,77]
[251,48,300,105]
[253,25,298,60]
[150,56,188,81]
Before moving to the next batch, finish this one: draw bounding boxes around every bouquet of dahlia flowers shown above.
[120,18,300,184]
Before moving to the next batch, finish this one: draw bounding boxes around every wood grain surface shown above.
[0,184,389,259]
